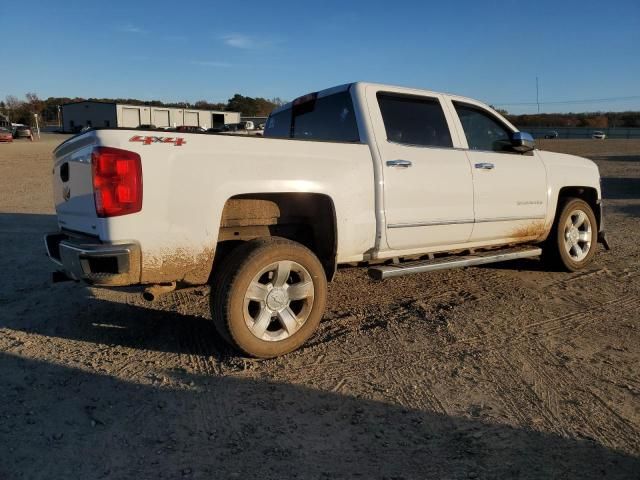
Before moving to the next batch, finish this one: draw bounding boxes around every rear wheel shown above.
[544,198,598,271]
[211,237,327,358]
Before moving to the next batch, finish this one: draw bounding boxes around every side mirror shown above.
[511,131,535,152]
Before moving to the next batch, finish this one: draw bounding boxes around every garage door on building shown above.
[184,111,198,126]
[153,109,170,127]
[212,113,225,128]
[122,107,141,128]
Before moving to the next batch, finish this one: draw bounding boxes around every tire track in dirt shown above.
[545,270,640,309]
[151,289,223,377]
[166,292,238,448]
[617,267,640,282]
[455,295,640,352]
[276,292,639,419]
[488,349,564,431]
[446,287,639,444]
[517,340,640,451]
[87,290,232,452]
[536,342,639,436]
[447,295,569,433]
[274,325,451,415]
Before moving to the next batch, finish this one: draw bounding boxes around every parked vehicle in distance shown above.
[544,131,559,139]
[45,81,609,358]
[221,123,240,132]
[0,127,13,142]
[217,122,264,136]
[137,124,157,130]
[14,126,32,138]
[592,131,606,139]
[175,125,206,133]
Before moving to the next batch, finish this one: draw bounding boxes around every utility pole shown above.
[536,76,540,113]
[33,113,41,139]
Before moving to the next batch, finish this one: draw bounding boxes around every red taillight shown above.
[91,146,142,217]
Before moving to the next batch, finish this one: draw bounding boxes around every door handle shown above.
[474,162,495,170]
[386,160,412,168]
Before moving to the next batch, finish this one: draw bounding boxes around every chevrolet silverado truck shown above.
[45,82,609,358]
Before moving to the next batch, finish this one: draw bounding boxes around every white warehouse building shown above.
[61,101,240,132]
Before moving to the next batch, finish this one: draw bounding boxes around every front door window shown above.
[454,103,512,152]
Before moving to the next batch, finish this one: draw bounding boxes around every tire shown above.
[210,237,327,358]
[543,198,598,272]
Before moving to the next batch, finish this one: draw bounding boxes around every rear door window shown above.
[264,90,360,142]
[377,93,453,148]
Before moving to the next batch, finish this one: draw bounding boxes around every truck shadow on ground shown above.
[1,351,638,479]
[478,257,553,273]
[478,250,612,274]
[25,291,231,358]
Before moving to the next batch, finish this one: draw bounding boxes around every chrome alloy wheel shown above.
[243,260,315,341]
[563,209,592,262]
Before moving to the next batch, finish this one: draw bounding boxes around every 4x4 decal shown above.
[129,135,186,146]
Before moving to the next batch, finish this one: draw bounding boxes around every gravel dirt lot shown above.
[1,135,639,479]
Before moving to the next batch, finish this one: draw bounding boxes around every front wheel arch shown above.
[555,186,600,230]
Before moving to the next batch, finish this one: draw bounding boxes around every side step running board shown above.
[368,246,542,280]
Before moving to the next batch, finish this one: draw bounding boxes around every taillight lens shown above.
[91,147,142,217]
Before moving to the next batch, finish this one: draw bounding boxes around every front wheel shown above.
[544,198,598,271]
[211,237,327,358]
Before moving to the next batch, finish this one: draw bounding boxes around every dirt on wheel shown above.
[1,136,639,479]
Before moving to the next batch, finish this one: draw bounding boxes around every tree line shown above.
[495,109,640,129]
[0,93,287,125]
[3,92,640,129]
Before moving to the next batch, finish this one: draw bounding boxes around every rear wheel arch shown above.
[212,192,338,281]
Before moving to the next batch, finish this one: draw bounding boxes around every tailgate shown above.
[52,133,100,235]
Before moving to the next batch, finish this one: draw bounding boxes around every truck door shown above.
[368,88,474,250]
[448,101,548,242]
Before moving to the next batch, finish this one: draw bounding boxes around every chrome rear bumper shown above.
[44,232,141,285]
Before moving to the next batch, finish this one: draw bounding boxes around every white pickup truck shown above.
[46,82,609,358]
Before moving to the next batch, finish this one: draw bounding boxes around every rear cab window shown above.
[264,89,360,142]
[377,92,453,148]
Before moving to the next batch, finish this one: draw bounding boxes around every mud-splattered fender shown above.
[537,150,601,230]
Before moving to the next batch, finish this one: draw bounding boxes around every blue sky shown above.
[2,0,639,113]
